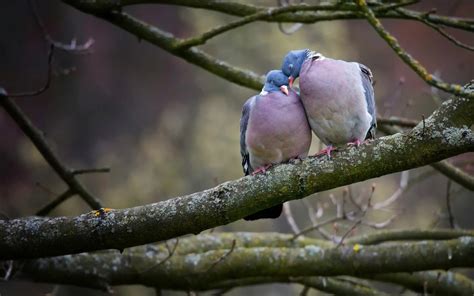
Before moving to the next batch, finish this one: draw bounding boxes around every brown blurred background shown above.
[0,0,473,295]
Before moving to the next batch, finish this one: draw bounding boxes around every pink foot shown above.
[347,139,362,147]
[251,164,272,175]
[315,145,337,158]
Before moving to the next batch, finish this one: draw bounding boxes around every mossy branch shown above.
[1,85,473,260]
[11,233,474,294]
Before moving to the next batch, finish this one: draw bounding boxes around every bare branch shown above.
[283,203,301,234]
[36,190,75,216]
[347,228,474,245]
[0,90,103,211]
[355,0,473,99]
[9,44,55,98]
[206,239,236,272]
[431,162,474,191]
[71,167,111,175]
[372,171,409,210]
[445,180,457,228]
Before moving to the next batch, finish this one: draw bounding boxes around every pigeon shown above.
[281,49,376,157]
[240,70,311,220]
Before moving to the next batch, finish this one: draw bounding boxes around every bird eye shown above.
[289,64,294,69]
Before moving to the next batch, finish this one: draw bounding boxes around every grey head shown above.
[262,70,290,95]
[281,49,311,85]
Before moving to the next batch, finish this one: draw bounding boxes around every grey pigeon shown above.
[281,49,376,157]
[240,70,311,220]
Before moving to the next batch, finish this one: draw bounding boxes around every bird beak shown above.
[280,85,289,96]
[288,76,294,88]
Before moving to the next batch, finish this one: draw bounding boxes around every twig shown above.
[0,90,103,210]
[36,189,75,216]
[206,239,236,272]
[292,216,341,240]
[445,180,456,228]
[336,184,375,247]
[176,3,342,49]
[8,44,55,98]
[355,0,473,99]
[372,170,409,210]
[395,7,474,52]
[158,238,180,266]
[72,167,111,175]
[139,238,180,274]
[283,202,300,234]
[377,116,418,128]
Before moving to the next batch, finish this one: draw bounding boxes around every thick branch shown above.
[13,235,474,292]
[0,87,473,260]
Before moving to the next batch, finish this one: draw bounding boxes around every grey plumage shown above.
[282,50,377,151]
[240,70,311,220]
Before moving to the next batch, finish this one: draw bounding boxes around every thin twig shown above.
[72,167,111,175]
[206,239,236,272]
[139,238,180,273]
[372,170,409,210]
[0,90,103,210]
[336,184,375,247]
[445,180,456,228]
[9,44,55,98]
[283,202,300,234]
[36,189,75,216]
[292,216,341,240]
[396,7,474,52]
[355,0,473,99]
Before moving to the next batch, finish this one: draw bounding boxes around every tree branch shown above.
[61,0,474,96]
[0,85,473,260]
[0,89,103,210]
[88,0,474,32]
[355,0,473,99]
[11,234,474,293]
[347,228,474,245]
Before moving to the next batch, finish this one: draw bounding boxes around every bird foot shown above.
[251,164,272,175]
[347,139,362,147]
[315,145,337,158]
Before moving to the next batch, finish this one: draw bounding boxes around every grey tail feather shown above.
[244,204,283,221]
[365,124,376,140]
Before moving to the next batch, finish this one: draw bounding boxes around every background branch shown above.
[10,233,474,294]
[0,89,103,210]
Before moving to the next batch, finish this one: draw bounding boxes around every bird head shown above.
[281,49,310,88]
[261,70,290,96]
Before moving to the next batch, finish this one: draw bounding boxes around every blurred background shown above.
[0,0,473,295]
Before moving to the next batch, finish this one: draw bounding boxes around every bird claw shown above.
[315,146,337,158]
[347,139,362,147]
[251,164,272,175]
